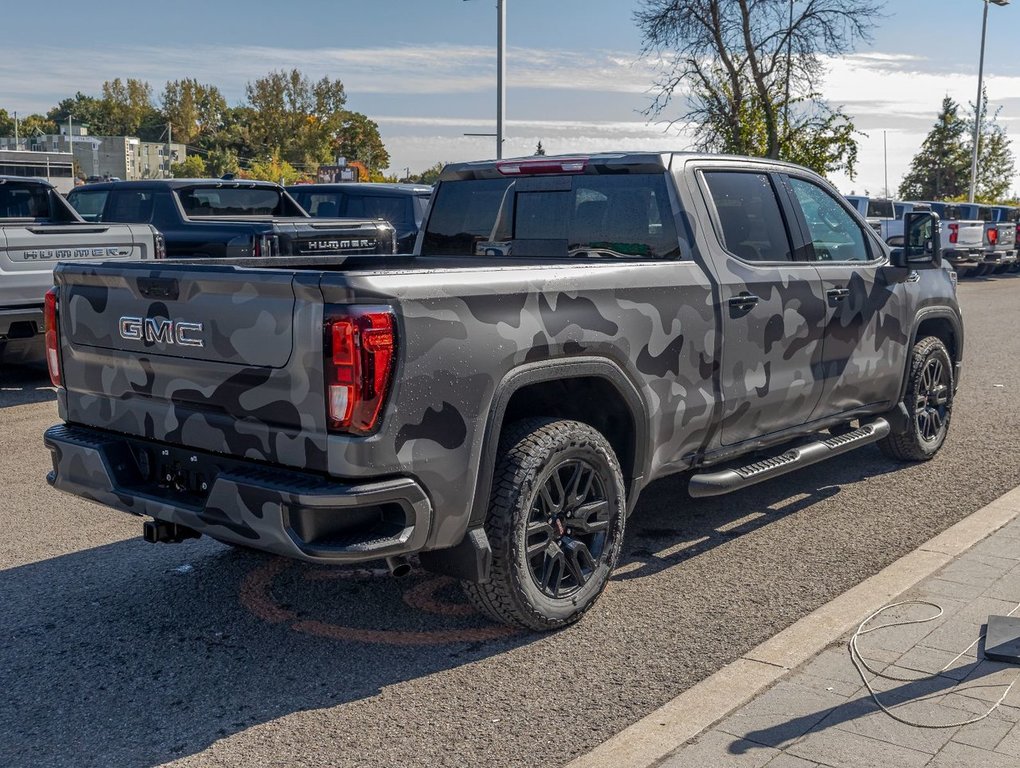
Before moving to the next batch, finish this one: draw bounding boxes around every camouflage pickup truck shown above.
[44,153,963,630]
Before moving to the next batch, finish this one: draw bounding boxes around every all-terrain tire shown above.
[462,418,626,631]
[879,336,954,461]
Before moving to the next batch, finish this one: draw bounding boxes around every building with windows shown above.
[0,149,75,192]
[0,124,186,182]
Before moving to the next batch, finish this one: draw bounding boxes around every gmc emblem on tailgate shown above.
[119,317,204,347]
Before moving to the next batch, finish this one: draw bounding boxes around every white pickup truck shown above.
[910,202,985,275]
[1,177,162,364]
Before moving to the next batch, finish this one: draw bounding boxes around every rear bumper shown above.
[44,424,432,563]
[0,305,44,339]
[982,248,1017,265]
[942,248,983,266]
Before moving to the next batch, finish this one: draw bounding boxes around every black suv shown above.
[289,182,431,253]
[67,179,395,259]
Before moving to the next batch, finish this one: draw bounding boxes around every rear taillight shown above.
[989,227,999,246]
[948,223,959,244]
[324,307,396,435]
[44,288,61,387]
[154,232,166,259]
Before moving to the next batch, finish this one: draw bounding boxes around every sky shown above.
[2,0,1019,197]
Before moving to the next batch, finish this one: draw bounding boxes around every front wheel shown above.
[880,336,954,461]
[463,418,626,631]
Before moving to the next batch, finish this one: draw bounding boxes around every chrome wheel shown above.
[915,356,950,442]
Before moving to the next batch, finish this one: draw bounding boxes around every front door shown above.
[698,169,828,446]
[782,174,910,417]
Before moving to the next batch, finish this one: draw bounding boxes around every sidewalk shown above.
[661,511,1020,767]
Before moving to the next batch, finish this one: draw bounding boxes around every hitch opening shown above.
[143,520,201,544]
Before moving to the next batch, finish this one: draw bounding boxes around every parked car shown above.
[44,152,961,630]
[289,182,432,253]
[906,202,984,275]
[67,179,395,259]
[957,203,1017,275]
[0,176,160,365]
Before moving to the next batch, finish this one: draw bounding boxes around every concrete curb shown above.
[566,485,1020,768]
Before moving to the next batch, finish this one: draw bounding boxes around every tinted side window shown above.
[867,199,894,218]
[291,192,343,217]
[104,190,154,223]
[343,195,412,227]
[788,177,869,262]
[68,190,109,222]
[703,172,793,262]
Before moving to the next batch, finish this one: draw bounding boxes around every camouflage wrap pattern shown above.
[47,154,963,556]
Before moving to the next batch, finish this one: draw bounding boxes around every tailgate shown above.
[955,221,985,249]
[284,220,390,255]
[0,223,142,308]
[57,262,330,471]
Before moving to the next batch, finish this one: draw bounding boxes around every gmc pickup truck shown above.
[958,203,1018,275]
[0,176,160,365]
[44,153,962,630]
[66,179,395,259]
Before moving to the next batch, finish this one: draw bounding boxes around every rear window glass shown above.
[344,195,412,227]
[177,186,281,216]
[0,183,50,218]
[995,208,1019,223]
[68,190,108,222]
[867,199,894,218]
[703,172,793,262]
[421,174,681,259]
[291,192,342,217]
[929,203,961,220]
[105,190,154,223]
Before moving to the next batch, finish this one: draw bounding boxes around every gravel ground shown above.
[0,276,1017,768]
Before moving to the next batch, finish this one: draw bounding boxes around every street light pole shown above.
[969,0,1010,203]
[496,0,506,159]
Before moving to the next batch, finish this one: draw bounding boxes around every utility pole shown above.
[783,0,793,136]
[166,122,172,178]
[13,111,18,150]
[67,116,73,162]
[884,131,889,197]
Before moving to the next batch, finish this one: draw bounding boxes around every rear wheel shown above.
[880,336,954,461]
[463,418,626,631]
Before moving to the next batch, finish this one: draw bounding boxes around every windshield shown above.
[177,186,282,216]
[421,173,681,259]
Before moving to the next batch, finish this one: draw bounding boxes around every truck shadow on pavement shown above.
[0,364,55,407]
[0,443,903,768]
[616,443,901,582]
[0,538,537,768]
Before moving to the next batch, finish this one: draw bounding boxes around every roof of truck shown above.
[71,178,284,192]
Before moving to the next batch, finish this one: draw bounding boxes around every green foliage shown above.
[407,162,446,184]
[243,153,304,185]
[333,111,390,172]
[535,141,546,156]
[899,91,1016,203]
[169,154,207,179]
[162,79,227,145]
[898,97,971,200]
[4,68,391,179]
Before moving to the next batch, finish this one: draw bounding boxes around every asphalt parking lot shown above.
[1,276,1018,768]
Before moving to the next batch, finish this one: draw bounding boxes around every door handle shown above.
[727,292,760,311]
[826,287,850,302]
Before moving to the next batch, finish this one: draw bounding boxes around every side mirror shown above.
[892,212,941,268]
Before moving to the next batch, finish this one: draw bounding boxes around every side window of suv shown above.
[703,171,794,262]
[105,190,155,223]
[788,177,869,262]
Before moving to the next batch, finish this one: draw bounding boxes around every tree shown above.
[243,152,304,185]
[169,154,207,178]
[47,92,110,134]
[204,147,241,177]
[100,78,158,136]
[967,89,1016,203]
[18,114,59,138]
[535,141,546,156]
[162,79,227,145]
[898,97,971,200]
[244,69,347,166]
[407,162,446,184]
[334,111,389,172]
[635,0,882,178]
[0,109,14,137]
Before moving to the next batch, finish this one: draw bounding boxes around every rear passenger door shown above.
[698,168,827,446]
[782,174,909,417]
